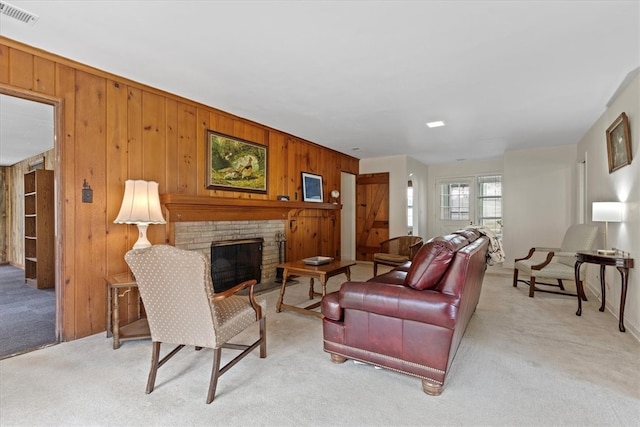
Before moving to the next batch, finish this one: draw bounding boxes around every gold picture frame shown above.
[206,130,267,193]
[606,112,632,173]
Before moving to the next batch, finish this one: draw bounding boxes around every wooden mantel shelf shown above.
[160,193,339,222]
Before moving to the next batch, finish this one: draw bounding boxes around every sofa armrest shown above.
[322,291,343,321]
[337,281,459,329]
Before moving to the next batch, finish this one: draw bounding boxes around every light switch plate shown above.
[82,188,93,203]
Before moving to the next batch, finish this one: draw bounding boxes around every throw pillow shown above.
[404,241,455,290]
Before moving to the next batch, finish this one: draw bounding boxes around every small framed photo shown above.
[301,172,323,202]
[606,112,632,173]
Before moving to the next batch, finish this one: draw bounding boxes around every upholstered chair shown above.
[124,245,266,404]
[373,235,423,276]
[512,224,598,298]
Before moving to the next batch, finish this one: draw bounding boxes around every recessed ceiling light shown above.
[426,120,445,128]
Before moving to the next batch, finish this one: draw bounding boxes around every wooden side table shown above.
[106,272,151,349]
[574,251,634,332]
[275,259,356,318]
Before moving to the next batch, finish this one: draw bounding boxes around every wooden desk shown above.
[275,259,356,318]
[106,273,150,349]
[575,251,634,332]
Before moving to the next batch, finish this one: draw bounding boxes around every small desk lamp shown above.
[592,202,622,255]
[114,180,166,250]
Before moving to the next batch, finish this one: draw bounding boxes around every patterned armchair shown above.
[373,235,424,276]
[513,224,598,298]
[125,245,266,404]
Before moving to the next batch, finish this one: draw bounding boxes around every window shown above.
[440,182,470,220]
[477,175,502,237]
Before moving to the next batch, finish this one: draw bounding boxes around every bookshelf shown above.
[24,169,54,289]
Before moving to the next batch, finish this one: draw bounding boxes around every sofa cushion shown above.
[368,269,407,285]
[404,240,456,290]
[453,228,480,242]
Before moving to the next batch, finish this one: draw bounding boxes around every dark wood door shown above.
[356,172,389,261]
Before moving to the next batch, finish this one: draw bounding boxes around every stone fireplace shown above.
[173,220,284,287]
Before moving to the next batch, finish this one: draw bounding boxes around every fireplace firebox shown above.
[210,238,263,293]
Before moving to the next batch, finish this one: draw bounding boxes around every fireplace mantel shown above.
[160,193,339,222]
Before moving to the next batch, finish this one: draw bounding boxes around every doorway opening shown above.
[0,88,62,358]
[340,172,356,261]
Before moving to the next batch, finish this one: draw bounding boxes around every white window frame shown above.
[435,174,502,237]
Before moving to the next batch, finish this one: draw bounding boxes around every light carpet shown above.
[1,263,638,426]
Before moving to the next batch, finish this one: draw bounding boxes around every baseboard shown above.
[584,281,639,342]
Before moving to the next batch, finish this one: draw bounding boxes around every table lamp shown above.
[114,180,166,249]
[592,202,622,255]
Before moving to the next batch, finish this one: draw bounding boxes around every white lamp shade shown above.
[592,202,622,223]
[114,180,166,224]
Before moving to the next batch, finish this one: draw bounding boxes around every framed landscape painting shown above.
[206,130,267,193]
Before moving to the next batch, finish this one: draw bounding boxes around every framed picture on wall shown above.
[301,172,323,202]
[606,112,632,173]
[206,130,267,193]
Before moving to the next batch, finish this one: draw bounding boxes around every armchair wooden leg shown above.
[330,353,347,364]
[529,277,536,298]
[421,379,443,396]
[373,262,378,277]
[512,269,519,287]
[146,342,161,394]
[259,317,267,359]
[557,279,565,290]
[207,348,222,404]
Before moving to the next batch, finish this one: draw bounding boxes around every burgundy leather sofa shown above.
[321,229,490,396]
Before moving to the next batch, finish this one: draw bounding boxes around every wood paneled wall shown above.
[0,37,358,340]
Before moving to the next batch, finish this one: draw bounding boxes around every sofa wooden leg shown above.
[330,354,347,364]
[421,379,443,396]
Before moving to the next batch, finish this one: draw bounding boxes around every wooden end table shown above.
[574,251,634,332]
[106,272,151,349]
[275,259,356,318]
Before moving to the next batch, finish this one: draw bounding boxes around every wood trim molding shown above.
[160,193,339,222]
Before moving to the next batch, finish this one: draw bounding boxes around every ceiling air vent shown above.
[0,1,39,25]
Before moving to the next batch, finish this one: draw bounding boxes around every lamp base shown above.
[132,223,152,250]
[596,249,616,255]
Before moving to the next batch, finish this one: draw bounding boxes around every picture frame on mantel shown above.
[301,172,323,202]
[606,112,632,173]
[206,130,267,193]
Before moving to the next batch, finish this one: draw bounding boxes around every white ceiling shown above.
[1,1,639,166]
[0,94,53,166]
